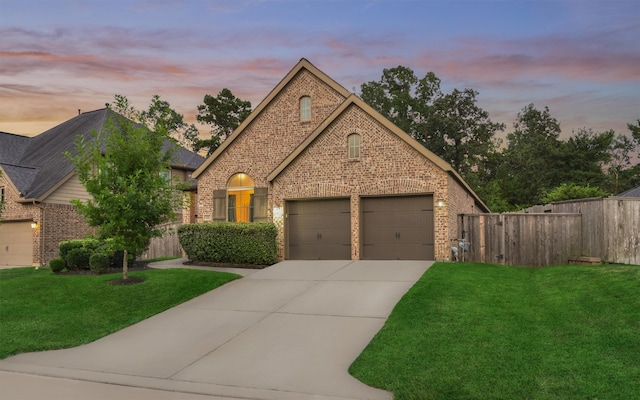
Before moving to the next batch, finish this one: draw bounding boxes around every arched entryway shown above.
[227,173,254,222]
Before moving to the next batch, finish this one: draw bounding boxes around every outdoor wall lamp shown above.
[436,198,445,207]
[31,221,38,229]
[273,206,283,219]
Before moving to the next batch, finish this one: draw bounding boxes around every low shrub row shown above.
[178,222,278,265]
[50,239,131,274]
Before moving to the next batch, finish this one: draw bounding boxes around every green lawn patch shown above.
[0,267,240,359]
[350,262,640,400]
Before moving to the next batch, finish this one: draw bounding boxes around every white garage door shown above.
[0,221,33,266]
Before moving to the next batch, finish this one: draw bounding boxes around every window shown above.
[227,173,254,222]
[300,96,311,121]
[0,187,4,204]
[348,133,360,159]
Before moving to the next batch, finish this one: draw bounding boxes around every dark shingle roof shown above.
[0,109,204,201]
[617,186,640,197]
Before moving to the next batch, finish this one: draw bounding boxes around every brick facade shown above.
[196,68,347,222]
[193,59,486,262]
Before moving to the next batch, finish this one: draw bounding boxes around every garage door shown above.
[362,195,434,260]
[0,221,33,266]
[287,198,351,259]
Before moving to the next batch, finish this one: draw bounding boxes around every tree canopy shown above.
[361,66,639,211]
[360,66,504,177]
[196,88,252,156]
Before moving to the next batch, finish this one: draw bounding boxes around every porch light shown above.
[273,206,283,219]
[436,198,445,208]
[31,221,38,229]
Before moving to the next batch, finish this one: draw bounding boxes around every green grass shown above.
[350,263,640,400]
[0,267,240,359]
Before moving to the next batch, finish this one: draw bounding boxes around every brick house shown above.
[192,58,489,261]
[0,109,204,266]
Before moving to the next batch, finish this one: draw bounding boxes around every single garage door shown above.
[0,221,33,266]
[362,195,434,260]
[287,198,351,259]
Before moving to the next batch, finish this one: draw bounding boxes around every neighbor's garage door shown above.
[287,198,351,259]
[0,221,33,266]
[362,195,434,260]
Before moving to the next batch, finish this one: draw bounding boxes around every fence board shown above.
[460,196,639,266]
[461,213,582,267]
[139,222,183,260]
[604,198,640,265]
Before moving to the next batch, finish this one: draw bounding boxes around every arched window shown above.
[300,96,311,121]
[227,173,254,222]
[348,133,360,159]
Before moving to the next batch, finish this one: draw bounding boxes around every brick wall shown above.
[197,69,347,222]
[42,203,94,264]
[271,104,452,260]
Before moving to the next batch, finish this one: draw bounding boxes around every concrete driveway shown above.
[0,259,432,400]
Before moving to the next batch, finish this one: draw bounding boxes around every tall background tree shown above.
[360,67,504,177]
[68,95,186,279]
[361,67,639,210]
[196,88,252,156]
[139,95,200,151]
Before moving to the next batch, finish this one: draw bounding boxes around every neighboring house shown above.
[193,58,489,261]
[0,109,204,266]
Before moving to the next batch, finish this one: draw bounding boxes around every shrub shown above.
[59,240,85,261]
[179,222,278,265]
[49,258,66,274]
[89,252,111,274]
[65,247,91,271]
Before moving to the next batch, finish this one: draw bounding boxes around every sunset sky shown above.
[1,0,639,143]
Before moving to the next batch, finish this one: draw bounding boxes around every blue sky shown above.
[1,0,638,141]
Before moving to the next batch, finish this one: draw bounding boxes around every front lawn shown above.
[0,267,240,359]
[350,262,640,400]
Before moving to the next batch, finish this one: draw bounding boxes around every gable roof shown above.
[266,94,490,212]
[0,109,204,202]
[617,185,640,197]
[192,58,351,178]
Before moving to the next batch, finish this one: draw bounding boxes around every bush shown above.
[59,239,100,264]
[178,222,278,265]
[49,258,66,274]
[59,238,131,273]
[65,247,91,271]
[89,252,110,274]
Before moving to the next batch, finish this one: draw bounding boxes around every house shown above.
[192,58,489,261]
[0,109,204,266]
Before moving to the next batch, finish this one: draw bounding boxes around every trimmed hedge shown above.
[178,222,278,265]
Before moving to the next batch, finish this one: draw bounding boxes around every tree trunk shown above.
[123,249,128,280]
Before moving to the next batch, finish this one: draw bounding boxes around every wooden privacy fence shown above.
[461,213,582,267]
[459,197,640,266]
[139,222,183,260]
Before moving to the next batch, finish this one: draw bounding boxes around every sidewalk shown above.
[1,259,432,399]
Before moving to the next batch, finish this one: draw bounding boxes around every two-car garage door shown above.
[286,195,434,260]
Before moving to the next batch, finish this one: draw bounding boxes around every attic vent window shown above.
[300,96,311,122]
[348,133,360,159]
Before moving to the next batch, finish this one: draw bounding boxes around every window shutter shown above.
[252,187,268,222]
[213,190,227,221]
